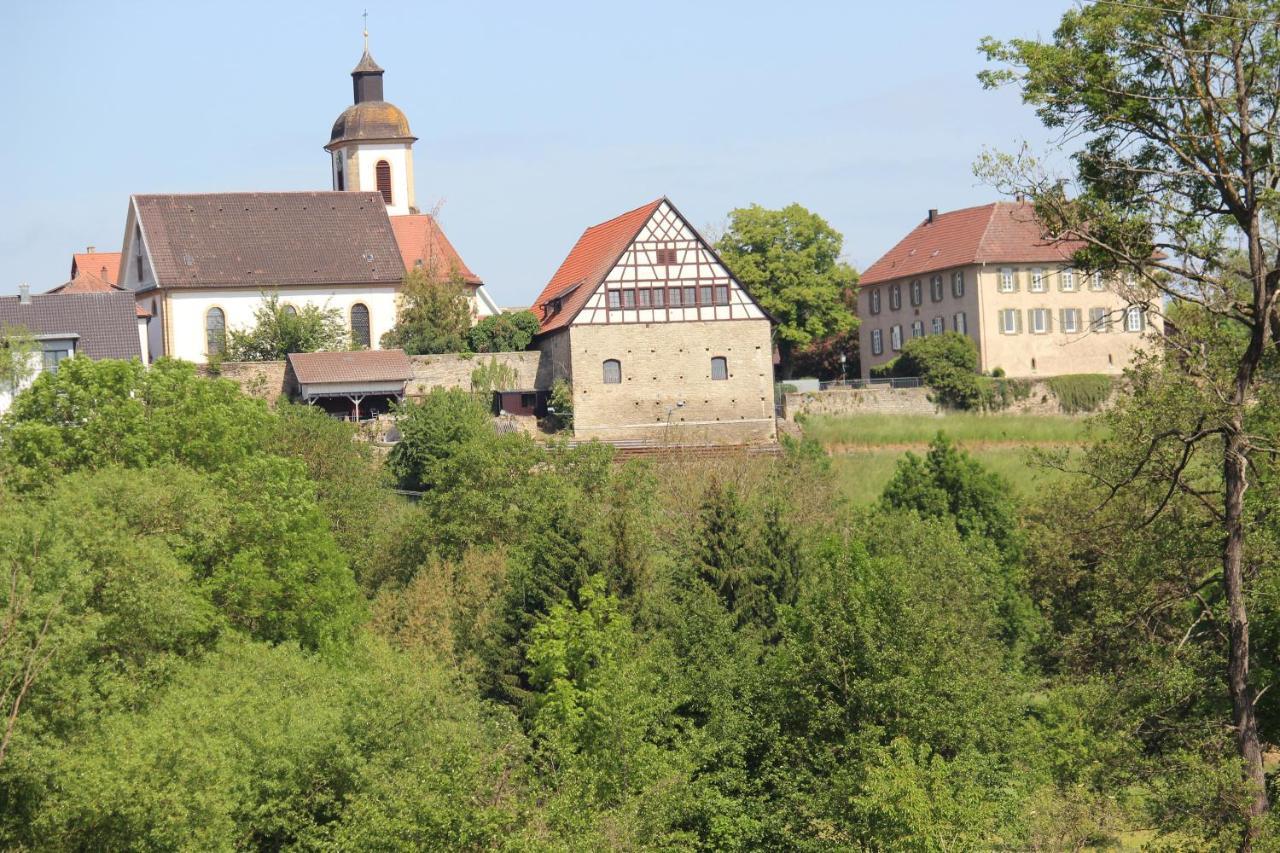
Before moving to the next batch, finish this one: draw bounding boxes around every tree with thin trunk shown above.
[980,2,1280,846]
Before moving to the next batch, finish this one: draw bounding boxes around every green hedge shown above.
[1045,374,1114,414]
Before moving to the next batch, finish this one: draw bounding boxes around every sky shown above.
[2,0,1074,303]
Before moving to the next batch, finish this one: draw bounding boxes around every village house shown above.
[0,286,143,413]
[857,202,1151,379]
[532,197,776,445]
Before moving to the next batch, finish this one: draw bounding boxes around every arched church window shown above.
[602,359,622,384]
[375,161,392,205]
[205,307,225,355]
[351,303,371,348]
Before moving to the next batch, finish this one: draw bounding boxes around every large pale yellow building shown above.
[532,198,776,445]
[858,202,1151,379]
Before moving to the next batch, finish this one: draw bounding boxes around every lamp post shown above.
[839,352,847,385]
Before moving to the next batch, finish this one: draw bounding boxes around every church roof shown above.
[0,291,142,360]
[531,198,665,334]
[390,214,482,285]
[859,201,1084,285]
[352,49,383,75]
[327,101,415,148]
[70,251,121,285]
[132,191,405,289]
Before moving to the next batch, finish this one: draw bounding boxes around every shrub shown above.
[548,379,573,431]
[976,376,1033,412]
[1046,374,1114,414]
[894,333,983,409]
[467,311,541,353]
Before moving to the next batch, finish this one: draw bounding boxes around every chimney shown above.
[86,245,95,254]
[18,283,30,305]
[927,209,938,224]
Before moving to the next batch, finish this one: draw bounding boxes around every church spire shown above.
[351,14,385,105]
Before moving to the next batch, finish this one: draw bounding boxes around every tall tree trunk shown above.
[1224,424,1269,851]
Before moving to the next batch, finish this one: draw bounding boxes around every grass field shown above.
[802,413,1090,505]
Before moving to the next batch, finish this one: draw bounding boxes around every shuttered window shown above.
[375,161,393,205]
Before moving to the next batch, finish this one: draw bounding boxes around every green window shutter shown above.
[1015,310,1023,334]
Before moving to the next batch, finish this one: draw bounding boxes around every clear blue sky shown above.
[2,0,1072,302]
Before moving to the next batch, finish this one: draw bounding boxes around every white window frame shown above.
[911,320,924,339]
[930,275,943,302]
[871,329,883,356]
[952,270,965,298]
[869,288,881,314]
[890,284,902,311]
[1090,307,1110,332]
[954,312,967,334]
[890,324,903,351]
[1001,309,1018,335]
[1030,308,1049,334]
[1061,268,1076,292]
[1030,268,1045,292]
[1126,305,1144,332]
[931,316,944,334]
[1061,308,1080,334]
[1091,271,1105,291]
[910,279,923,307]
[1000,268,1015,293]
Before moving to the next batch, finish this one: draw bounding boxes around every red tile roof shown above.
[47,270,150,318]
[389,214,482,285]
[531,198,664,334]
[288,349,413,386]
[70,252,122,284]
[858,202,1085,285]
[134,192,404,289]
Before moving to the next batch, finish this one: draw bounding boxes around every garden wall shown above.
[783,387,940,420]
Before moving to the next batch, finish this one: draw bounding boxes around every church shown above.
[111,40,496,364]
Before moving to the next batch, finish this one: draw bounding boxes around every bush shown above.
[895,333,983,409]
[1045,374,1114,414]
[976,376,1033,412]
[467,311,541,353]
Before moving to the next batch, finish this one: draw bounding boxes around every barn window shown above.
[607,290,621,309]
[656,247,678,266]
[351,303,371,348]
[652,287,665,307]
[668,287,683,307]
[711,357,728,381]
[714,285,729,305]
[603,359,622,384]
[205,307,226,355]
[683,286,697,306]
[622,289,636,308]
[375,160,393,205]
[699,285,713,305]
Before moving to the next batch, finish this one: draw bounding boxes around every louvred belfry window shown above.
[376,161,393,205]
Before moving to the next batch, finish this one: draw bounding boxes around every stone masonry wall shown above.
[407,351,542,397]
[203,361,289,404]
[784,387,940,420]
[568,319,776,445]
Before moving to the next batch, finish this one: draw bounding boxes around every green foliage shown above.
[1045,373,1113,414]
[0,323,38,398]
[467,310,540,353]
[381,267,473,355]
[894,332,984,409]
[386,388,494,491]
[976,374,1033,412]
[469,356,519,402]
[548,377,573,430]
[225,292,349,360]
[715,203,858,375]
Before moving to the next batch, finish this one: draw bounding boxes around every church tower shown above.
[325,32,418,216]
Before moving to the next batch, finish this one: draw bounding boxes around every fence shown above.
[819,377,923,391]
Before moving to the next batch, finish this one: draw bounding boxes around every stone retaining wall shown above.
[783,387,940,420]
[408,351,542,396]
[204,361,288,404]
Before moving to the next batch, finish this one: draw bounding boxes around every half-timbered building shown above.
[532,197,775,445]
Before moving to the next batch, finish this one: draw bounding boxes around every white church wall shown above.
[165,285,400,364]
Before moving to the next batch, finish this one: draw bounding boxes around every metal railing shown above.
[818,377,923,391]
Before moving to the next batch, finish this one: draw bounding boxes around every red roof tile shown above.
[70,252,122,284]
[389,214,482,285]
[46,270,119,295]
[288,349,413,385]
[859,202,1085,285]
[531,198,664,334]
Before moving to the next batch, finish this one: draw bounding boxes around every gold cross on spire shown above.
[362,10,369,51]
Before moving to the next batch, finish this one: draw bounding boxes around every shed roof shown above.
[0,291,142,360]
[287,349,413,386]
[133,191,405,289]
